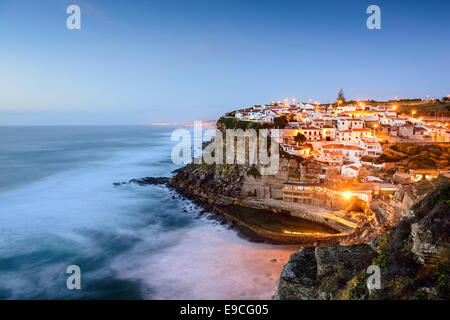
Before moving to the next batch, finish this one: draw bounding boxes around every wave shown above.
[0,126,296,299]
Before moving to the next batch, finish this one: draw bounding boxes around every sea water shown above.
[0,125,297,299]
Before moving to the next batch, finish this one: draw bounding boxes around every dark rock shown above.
[114,177,169,186]
[275,181,450,300]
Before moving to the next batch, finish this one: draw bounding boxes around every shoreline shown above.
[121,174,358,246]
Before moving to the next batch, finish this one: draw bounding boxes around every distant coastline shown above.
[149,120,216,128]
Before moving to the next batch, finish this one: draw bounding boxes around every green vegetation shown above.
[279,146,305,162]
[434,263,449,298]
[371,143,450,169]
[396,101,450,117]
[360,155,377,162]
[222,163,231,175]
[293,132,307,145]
[429,183,450,206]
[201,161,216,172]
[217,117,274,130]
[413,289,427,300]
[273,116,288,129]
[374,250,388,268]
[348,272,368,300]
[247,166,261,178]
[337,89,346,104]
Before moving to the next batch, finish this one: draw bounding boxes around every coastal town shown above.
[176,91,450,243]
[168,92,449,300]
[229,93,449,200]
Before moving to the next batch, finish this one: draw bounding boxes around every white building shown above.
[296,103,315,110]
[337,105,357,112]
[321,144,365,162]
[300,126,322,141]
[281,144,311,157]
[341,163,361,177]
[337,118,364,131]
[336,128,374,143]
[360,139,382,157]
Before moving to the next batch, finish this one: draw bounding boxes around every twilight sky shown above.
[0,0,449,125]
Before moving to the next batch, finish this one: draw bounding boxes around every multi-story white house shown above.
[300,126,322,141]
[321,126,337,141]
[359,139,382,157]
[336,128,373,143]
[311,119,326,128]
[425,125,448,142]
[337,118,364,131]
[391,118,408,126]
[341,163,361,177]
[337,117,351,131]
[314,150,343,165]
[321,144,364,162]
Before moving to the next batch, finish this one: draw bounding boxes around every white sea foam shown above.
[113,220,297,300]
[0,126,297,299]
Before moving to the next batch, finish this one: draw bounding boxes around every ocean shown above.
[0,125,297,300]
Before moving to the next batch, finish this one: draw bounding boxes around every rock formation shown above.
[275,180,449,300]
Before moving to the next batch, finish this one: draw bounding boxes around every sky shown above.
[0,0,449,125]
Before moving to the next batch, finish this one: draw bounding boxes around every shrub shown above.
[273,116,288,129]
[374,250,388,268]
[247,166,261,178]
[434,263,449,298]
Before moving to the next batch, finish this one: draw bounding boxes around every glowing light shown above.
[392,105,397,110]
[343,192,352,199]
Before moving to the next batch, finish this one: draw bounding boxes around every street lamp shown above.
[412,110,416,117]
[373,124,378,136]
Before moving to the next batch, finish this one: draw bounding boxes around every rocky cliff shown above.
[167,120,302,205]
[371,177,446,229]
[275,179,450,300]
